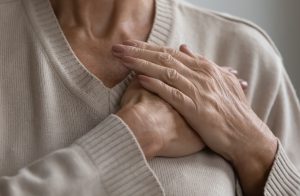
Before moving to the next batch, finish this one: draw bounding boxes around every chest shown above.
[149,151,237,196]
[67,36,130,88]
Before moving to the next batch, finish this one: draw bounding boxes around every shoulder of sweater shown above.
[174,0,283,60]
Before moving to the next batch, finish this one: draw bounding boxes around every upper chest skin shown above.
[64,30,131,88]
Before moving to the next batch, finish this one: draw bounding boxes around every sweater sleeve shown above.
[221,19,300,195]
[234,69,300,196]
[265,140,300,196]
[263,68,300,196]
[0,114,164,196]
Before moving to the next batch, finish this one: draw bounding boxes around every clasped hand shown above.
[113,40,278,195]
[112,40,277,195]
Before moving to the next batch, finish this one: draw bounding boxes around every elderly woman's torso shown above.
[50,1,238,195]
[1,0,298,195]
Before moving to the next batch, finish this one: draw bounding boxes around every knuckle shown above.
[126,47,135,54]
[196,54,205,60]
[222,68,237,80]
[161,47,169,53]
[187,83,197,95]
[158,53,173,64]
[128,47,141,56]
[166,48,179,56]
[223,71,240,87]
[194,57,203,65]
[141,59,150,66]
[196,54,207,61]
[171,88,185,103]
[165,68,178,82]
[195,56,211,68]
[193,58,206,69]
[204,62,216,74]
[227,71,238,80]
[134,41,144,48]
[134,42,144,49]
[158,79,166,88]
[137,42,147,50]
[232,75,241,86]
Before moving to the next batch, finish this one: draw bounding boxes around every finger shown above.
[120,56,195,96]
[239,80,248,90]
[178,44,211,72]
[229,69,238,76]
[222,67,238,76]
[112,44,190,74]
[179,44,196,58]
[138,75,194,117]
[120,40,197,68]
[179,44,207,60]
[221,67,247,90]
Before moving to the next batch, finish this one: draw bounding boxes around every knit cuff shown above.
[264,140,300,196]
[75,114,164,196]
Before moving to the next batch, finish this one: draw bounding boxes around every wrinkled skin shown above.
[117,65,246,159]
[113,40,278,196]
[117,79,205,159]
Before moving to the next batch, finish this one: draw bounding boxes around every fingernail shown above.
[181,44,188,49]
[180,44,189,51]
[180,44,195,57]
[112,45,125,56]
[230,69,238,75]
[123,40,138,47]
[240,81,248,87]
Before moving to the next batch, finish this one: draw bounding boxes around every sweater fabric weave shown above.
[0,0,299,195]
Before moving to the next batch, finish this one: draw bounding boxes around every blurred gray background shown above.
[185,0,300,96]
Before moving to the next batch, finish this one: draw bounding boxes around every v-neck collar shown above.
[22,0,175,115]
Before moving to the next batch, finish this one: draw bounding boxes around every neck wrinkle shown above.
[49,0,155,39]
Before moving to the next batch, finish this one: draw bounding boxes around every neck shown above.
[49,0,155,40]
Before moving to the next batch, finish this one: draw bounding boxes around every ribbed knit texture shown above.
[22,0,174,115]
[265,141,300,196]
[0,0,299,195]
[75,115,164,196]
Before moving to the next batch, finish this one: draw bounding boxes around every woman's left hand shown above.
[112,40,278,196]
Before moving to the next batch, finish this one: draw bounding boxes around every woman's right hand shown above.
[116,79,204,160]
[112,40,277,195]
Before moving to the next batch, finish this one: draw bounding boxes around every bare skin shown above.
[117,79,204,158]
[50,0,272,195]
[50,0,155,88]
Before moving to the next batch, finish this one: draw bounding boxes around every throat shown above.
[51,0,155,88]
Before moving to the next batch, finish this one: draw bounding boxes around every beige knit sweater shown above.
[0,0,299,195]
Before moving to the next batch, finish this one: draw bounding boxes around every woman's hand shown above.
[112,40,278,196]
[116,79,204,160]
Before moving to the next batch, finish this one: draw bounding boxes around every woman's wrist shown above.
[116,105,163,160]
[232,126,278,196]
